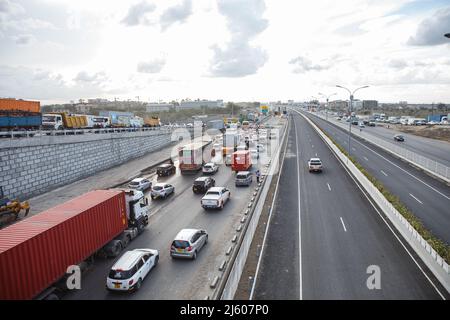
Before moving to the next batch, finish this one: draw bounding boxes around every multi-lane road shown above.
[62,118,285,300]
[252,111,448,299]
[304,111,450,245]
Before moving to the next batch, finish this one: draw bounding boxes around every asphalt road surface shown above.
[63,118,285,300]
[304,111,450,245]
[252,112,447,299]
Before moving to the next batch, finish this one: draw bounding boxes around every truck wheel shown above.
[137,221,145,234]
[45,293,60,300]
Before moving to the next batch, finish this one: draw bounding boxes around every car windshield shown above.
[129,182,140,186]
[310,161,321,165]
[153,186,163,191]
[237,174,248,179]
[172,240,190,249]
[206,191,220,196]
[108,269,134,280]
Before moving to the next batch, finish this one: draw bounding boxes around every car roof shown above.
[195,176,209,181]
[158,163,171,167]
[208,187,223,192]
[111,250,145,270]
[153,182,166,187]
[237,171,250,175]
[174,228,200,241]
[131,178,145,182]
[204,162,215,166]
[309,158,321,161]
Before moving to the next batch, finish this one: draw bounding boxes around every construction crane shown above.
[0,186,30,228]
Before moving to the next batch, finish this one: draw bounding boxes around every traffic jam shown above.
[0,118,282,300]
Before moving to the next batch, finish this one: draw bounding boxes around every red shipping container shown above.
[231,150,252,172]
[0,190,127,300]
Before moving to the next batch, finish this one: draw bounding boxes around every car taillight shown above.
[129,279,134,285]
[187,246,192,252]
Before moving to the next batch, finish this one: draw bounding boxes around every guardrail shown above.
[208,117,289,300]
[297,110,450,295]
[310,111,450,183]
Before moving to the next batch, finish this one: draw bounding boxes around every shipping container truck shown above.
[231,150,252,172]
[0,189,150,300]
[99,111,134,127]
[0,99,42,132]
[222,129,241,156]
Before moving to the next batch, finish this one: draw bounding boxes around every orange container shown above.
[0,98,40,113]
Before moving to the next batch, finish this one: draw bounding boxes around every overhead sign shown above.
[261,105,268,113]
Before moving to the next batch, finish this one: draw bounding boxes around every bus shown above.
[178,142,212,173]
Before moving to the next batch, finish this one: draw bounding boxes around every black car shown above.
[156,163,176,177]
[192,177,215,194]
[394,134,405,142]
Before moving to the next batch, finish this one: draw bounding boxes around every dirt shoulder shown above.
[379,123,450,143]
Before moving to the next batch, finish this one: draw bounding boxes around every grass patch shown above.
[313,119,450,264]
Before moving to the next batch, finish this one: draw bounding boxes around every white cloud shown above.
[121,1,156,26]
[289,56,332,73]
[209,0,268,77]
[137,58,166,73]
[13,34,35,45]
[408,7,450,46]
[160,0,192,31]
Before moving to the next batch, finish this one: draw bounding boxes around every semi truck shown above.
[178,142,212,174]
[0,189,150,300]
[223,129,241,156]
[0,98,42,132]
[207,119,225,131]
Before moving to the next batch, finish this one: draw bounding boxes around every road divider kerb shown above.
[297,110,450,294]
[211,117,289,300]
[210,276,220,288]
[219,261,227,271]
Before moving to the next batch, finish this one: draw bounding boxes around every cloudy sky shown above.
[0,0,449,105]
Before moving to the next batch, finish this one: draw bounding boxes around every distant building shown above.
[178,99,224,110]
[146,103,173,112]
[87,98,109,104]
[352,99,363,110]
[328,100,349,111]
[362,100,378,109]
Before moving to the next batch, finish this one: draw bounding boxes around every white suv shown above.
[308,158,323,173]
[202,162,219,174]
[106,249,159,292]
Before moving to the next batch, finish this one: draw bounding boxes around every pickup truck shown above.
[201,187,231,210]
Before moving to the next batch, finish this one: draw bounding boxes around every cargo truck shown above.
[0,98,42,132]
[207,119,225,132]
[143,116,161,127]
[231,150,252,172]
[0,189,150,300]
[223,129,241,156]
[42,112,89,130]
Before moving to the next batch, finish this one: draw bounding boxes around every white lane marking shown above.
[352,147,356,151]
[340,217,347,232]
[409,193,423,204]
[349,136,450,201]
[295,117,303,300]
[363,156,369,161]
[327,183,331,191]
[381,170,388,177]
[311,144,314,148]
[315,153,318,157]
[294,109,446,299]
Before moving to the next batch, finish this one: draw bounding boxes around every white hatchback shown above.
[106,249,159,292]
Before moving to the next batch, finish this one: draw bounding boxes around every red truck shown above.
[0,189,150,300]
[231,150,252,172]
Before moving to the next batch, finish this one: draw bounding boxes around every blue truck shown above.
[0,112,42,130]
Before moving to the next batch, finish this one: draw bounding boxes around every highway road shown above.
[304,111,450,245]
[252,112,447,299]
[63,118,285,300]
[318,112,450,168]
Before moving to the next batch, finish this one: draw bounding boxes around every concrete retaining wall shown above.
[0,130,184,200]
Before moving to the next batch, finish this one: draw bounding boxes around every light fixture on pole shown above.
[335,85,369,163]
[318,92,337,121]
[445,33,450,38]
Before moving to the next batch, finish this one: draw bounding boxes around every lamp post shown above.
[335,85,369,163]
[318,92,337,121]
[445,33,450,38]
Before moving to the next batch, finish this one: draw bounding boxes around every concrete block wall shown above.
[0,131,176,200]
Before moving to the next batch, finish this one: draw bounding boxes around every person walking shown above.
[256,170,261,183]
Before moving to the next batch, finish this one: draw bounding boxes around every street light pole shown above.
[318,92,337,121]
[335,85,369,163]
